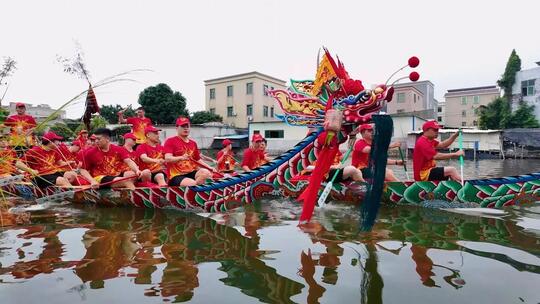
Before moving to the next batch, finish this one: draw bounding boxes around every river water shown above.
[0,159,539,303]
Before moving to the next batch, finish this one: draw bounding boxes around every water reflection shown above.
[0,203,539,303]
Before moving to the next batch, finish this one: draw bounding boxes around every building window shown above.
[462,110,467,117]
[437,106,442,113]
[246,82,253,95]
[437,116,442,122]
[263,106,269,117]
[253,130,260,134]
[270,107,274,117]
[462,122,467,126]
[227,85,233,97]
[209,108,215,114]
[265,130,284,138]
[246,104,253,116]
[461,97,467,105]
[522,79,536,96]
[473,96,480,104]
[396,109,405,113]
[263,84,269,96]
[413,94,417,103]
[396,93,405,103]
[209,88,215,99]
[473,120,478,126]
[227,106,234,117]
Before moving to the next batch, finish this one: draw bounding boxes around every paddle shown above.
[34,174,138,205]
[190,157,225,178]
[317,143,354,208]
[458,129,464,186]
[398,147,410,180]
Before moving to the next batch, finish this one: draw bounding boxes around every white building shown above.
[437,102,446,125]
[511,62,540,121]
[6,102,66,123]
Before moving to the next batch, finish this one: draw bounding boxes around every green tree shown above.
[506,101,540,128]
[479,97,511,129]
[497,49,521,101]
[90,115,108,131]
[190,111,223,124]
[138,83,188,124]
[100,104,135,124]
[50,122,75,139]
[0,107,9,124]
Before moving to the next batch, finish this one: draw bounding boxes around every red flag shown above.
[82,85,100,130]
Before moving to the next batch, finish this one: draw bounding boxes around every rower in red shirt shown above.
[0,135,36,177]
[122,133,139,160]
[3,102,37,155]
[216,139,236,173]
[118,107,152,145]
[163,117,212,186]
[80,128,142,189]
[351,124,403,181]
[241,134,266,171]
[74,129,89,149]
[24,132,76,189]
[413,120,464,181]
[136,126,167,186]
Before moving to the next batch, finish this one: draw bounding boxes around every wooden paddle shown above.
[190,157,225,178]
[34,174,138,205]
[398,147,410,180]
[317,144,354,208]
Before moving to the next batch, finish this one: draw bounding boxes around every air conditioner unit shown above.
[247,115,253,121]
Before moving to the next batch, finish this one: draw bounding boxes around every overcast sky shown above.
[1,0,539,118]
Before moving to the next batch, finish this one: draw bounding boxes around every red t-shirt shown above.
[241,148,265,170]
[136,143,164,173]
[163,136,200,178]
[0,148,17,176]
[352,139,370,169]
[56,143,78,171]
[83,144,130,177]
[24,146,63,175]
[126,117,152,144]
[217,149,236,172]
[4,114,37,146]
[413,136,439,181]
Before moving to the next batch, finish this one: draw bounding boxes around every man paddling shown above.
[413,120,464,181]
[80,128,142,189]
[136,126,167,186]
[351,124,403,181]
[216,139,236,173]
[163,117,212,186]
[241,134,266,172]
[24,132,76,189]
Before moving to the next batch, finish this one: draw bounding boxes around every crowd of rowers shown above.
[0,102,464,191]
[0,104,272,191]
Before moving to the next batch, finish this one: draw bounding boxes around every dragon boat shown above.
[4,49,539,211]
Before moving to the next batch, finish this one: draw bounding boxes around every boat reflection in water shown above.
[0,202,539,303]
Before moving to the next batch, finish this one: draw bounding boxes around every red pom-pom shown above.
[408,56,420,68]
[409,72,420,82]
[343,78,365,96]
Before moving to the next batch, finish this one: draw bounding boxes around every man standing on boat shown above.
[118,106,152,146]
[352,124,403,181]
[3,102,37,156]
[163,117,212,186]
[136,126,167,186]
[241,134,266,172]
[413,120,464,182]
[24,131,76,189]
[80,128,142,189]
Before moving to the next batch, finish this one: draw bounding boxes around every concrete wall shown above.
[512,66,540,121]
[407,129,502,152]
[444,87,500,128]
[249,121,308,154]
[387,86,425,114]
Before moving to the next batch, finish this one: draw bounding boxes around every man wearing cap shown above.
[163,117,212,186]
[241,134,266,172]
[118,107,152,145]
[351,124,403,181]
[122,133,138,159]
[75,130,89,149]
[4,102,37,155]
[413,120,464,182]
[136,126,167,186]
[80,128,142,189]
[0,134,37,178]
[217,139,236,173]
[24,131,77,189]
